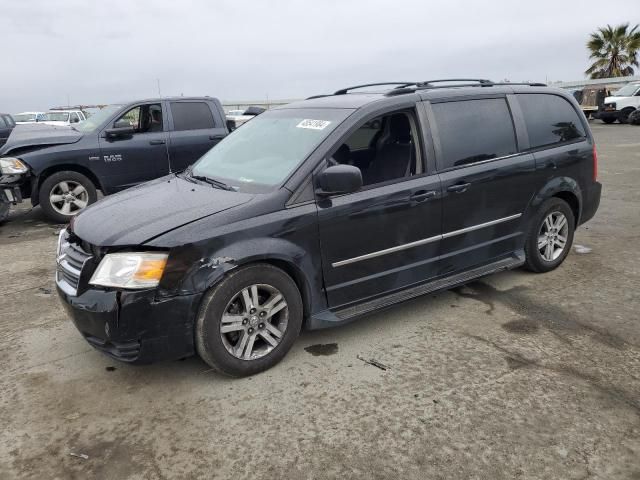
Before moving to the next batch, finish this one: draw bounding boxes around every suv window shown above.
[0,117,6,128]
[518,94,586,149]
[432,98,517,170]
[114,103,163,133]
[332,111,420,187]
[170,102,215,131]
[5,115,15,127]
[69,112,80,123]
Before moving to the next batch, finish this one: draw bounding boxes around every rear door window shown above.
[517,94,586,149]
[431,98,517,170]
[170,102,216,131]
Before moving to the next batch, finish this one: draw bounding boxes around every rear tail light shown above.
[593,144,598,181]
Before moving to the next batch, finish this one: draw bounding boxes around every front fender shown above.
[157,236,323,316]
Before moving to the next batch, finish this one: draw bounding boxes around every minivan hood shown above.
[0,124,82,155]
[72,175,255,247]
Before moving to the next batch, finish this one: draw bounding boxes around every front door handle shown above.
[410,190,437,202]
[149,139,166,145]
[447,182,471,193]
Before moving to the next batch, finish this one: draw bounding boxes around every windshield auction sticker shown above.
[296,119,331,130]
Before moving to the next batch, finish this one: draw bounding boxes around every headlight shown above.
[0,157,29,175]
[57,228,69,258]
[89,252,168,289]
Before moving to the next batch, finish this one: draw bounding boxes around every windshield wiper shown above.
[190,174,236,191]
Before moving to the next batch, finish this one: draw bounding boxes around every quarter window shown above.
[170,102,215,131]
[432,98,517,170]
[517,94,586,149]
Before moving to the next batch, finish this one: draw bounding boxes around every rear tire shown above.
[524,198,575,273]
[39,171,97,223]
[601,117,616,124]
[618,108,635,124]
[195,263,303,377]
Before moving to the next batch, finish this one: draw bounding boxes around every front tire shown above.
[39,171,97,223]
[618,108,635,124]
[0,201,9,224]
[195,263,303,377]
[601,117,616,124]
[524,198,575,273]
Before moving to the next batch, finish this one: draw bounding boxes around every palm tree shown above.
[585,23,640,79]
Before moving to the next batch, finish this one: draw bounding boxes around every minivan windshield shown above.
[191,108,351,191]
[612,83,640,97]
[75,105,123,132]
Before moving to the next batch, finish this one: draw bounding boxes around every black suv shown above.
[56,79,602,377]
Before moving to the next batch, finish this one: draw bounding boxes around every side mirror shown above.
[71,117,80,123]
[105,120,135,138]
[317,164,362,196]
[226,119,236,131]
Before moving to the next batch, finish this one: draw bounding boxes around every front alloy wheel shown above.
[196,263,303,377]
[220,284,289,360]
[49,180,89,216]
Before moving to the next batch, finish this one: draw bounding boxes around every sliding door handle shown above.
[447,182,471,193]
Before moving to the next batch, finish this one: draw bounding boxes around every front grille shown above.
[56,231,93,296]
[85,335,141,362]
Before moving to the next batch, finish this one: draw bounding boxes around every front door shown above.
[428,96,536,275]
[98,102,171,192]
[316,109,443,308]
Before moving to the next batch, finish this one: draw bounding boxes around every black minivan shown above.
[56,80,601,377]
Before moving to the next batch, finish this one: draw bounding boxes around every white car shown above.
[225,106,266,130]
[41,110,88,127]
[599,82,640,124]
[13,111,46,124]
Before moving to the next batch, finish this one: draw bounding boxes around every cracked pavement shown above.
[1,123,639,479]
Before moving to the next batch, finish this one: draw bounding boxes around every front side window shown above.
[14,113,35,122]
[191,108,350,191]
[331,111,419,187]
[0,117,6,128]
[69,112,80,123]
[171,102,215,131]
[518,94,586,149]
[113,103,163,134]
[4,115,15,127]
[432,98,517,170]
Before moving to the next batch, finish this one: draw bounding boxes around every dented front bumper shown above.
[57,285,203,363]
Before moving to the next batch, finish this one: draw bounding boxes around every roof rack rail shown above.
[385,80,547,96]
[334,82,416,95]
[417,78,492,86]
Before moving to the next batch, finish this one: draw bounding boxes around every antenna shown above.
[157,78,162,98]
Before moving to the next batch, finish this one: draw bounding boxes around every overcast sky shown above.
[2,0,638,112]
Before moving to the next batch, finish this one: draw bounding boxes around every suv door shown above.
[316,107,443,308]
[98,102,171,191]
[427,96,535,274]
[167,101,226,172]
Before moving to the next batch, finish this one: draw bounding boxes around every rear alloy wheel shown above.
[39,171,97,223]
[524,197,575,273]
[196,264,303,377]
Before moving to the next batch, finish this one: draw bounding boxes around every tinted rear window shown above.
[518,94,586,149]
[170,102,215,131]
[432,98,517,170]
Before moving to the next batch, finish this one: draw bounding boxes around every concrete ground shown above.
[0,123,639,480]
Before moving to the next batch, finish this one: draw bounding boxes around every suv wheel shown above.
[524,198,575,273]
[39,171,97,223]
[195,263,303,377]
[619,108,635,124]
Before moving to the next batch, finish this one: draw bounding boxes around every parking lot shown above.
[0,123,638,479]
